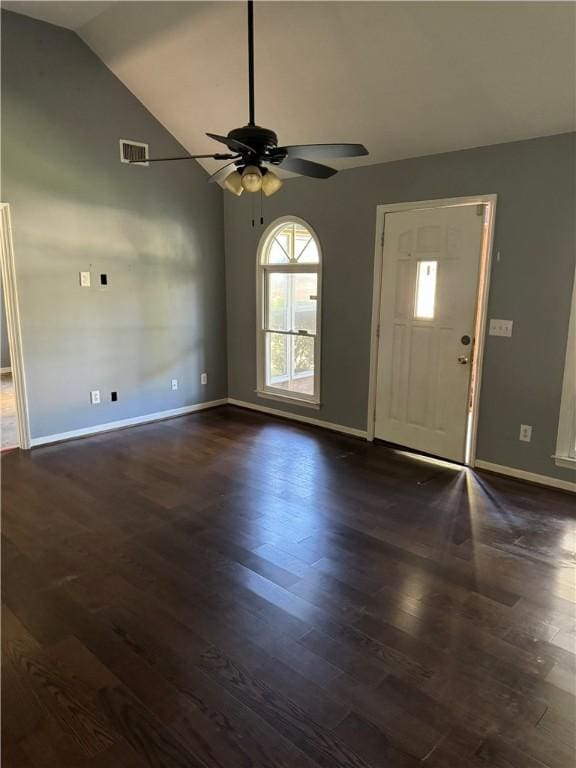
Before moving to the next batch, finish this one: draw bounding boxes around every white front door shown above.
[374,204,484,462]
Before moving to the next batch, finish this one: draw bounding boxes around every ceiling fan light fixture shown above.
[223,170,244,196]
[261,169,283,197]
[241,165,263,192]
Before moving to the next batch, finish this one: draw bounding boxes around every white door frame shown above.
[366,194,497,467]
[0,203,31,449]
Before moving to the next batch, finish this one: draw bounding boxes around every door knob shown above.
[458,355,469,365]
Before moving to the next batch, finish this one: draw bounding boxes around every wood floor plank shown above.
[197,643,372,768]
[332,712,421,768]
[98,686,208,768]
[5,636,117,758]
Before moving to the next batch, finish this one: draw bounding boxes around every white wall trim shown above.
[29,399,228,447]
[366,194,497,470]
[475,460,576,494]
[552,455,576,471]
[0,366,12,374]
[228,398,367,439]
[254,389,320,410]
[0,204,31,449]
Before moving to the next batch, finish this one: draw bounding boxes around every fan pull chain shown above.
[251,192,255,228]
[260,189,264,226]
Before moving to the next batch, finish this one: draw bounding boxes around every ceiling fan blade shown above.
[206,132,254,154]
[208,159,242,184]
[276,156,337,179]
[279,143,368,160]
[137,153,238,163]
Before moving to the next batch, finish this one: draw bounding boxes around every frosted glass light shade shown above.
[241,165,263,192]
[261,170,283,197]
[223,171,243,196]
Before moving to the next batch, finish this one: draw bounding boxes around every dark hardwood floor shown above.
[2,405,575,767]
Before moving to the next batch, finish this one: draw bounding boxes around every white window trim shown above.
[554,270,576,468]
[256,216,322,408]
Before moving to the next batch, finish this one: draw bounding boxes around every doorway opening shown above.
[1,370,18,451]
[367,195,497,466]
[0,204,31,450]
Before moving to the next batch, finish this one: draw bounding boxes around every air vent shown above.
[119,139,149,166]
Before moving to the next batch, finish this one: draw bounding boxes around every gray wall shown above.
[2,11,227,439]
[1,282,10,369]
[224,133,576,482]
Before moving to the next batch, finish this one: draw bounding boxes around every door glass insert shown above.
[414,260,438,319]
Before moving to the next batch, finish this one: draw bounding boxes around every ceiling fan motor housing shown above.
[228,125,283,162]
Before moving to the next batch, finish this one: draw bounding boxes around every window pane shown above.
[266,273,317,333]
[293,273,317,333]
[267,234,290,264]
[266,332,288,381]
[266,332,315,397]
[293,335,315,380]
[297,238,319,264]
[267,273,289,330]
[294,224,319,264]
[414,260,437,319]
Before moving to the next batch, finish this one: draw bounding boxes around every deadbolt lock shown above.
[458,355,469,365]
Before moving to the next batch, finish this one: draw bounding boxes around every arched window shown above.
[257,217,322,406]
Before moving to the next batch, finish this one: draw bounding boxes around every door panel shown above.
[374,205,484,462]
[406,325,433,426]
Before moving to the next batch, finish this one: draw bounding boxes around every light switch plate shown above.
[90,390,101,404]
[201,373,208,385]
[489,319,513,337]
[519,424,532,442]
[80,271,91,287]
[171,378,178,391]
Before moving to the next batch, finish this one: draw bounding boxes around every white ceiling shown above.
[4,1,576,178]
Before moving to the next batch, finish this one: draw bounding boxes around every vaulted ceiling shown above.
[5,1,576,178]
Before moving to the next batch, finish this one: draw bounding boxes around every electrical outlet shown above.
[519,424,532,442]
[79,271,91,287]
[90,390,101,404]
[171,378,178,391]
[111,391,118,402]
[201,373,208,385]
[100,273,108,288]
[489,319,513,337]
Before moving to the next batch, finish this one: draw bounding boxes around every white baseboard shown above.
[0,366,12,374]
[29,399,228,447]
[475,460,576,493]
[228,398,368,439]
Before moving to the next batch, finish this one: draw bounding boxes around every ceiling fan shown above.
[135,0,368,196]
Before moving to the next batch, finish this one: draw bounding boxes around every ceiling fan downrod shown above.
[247,0,255,127]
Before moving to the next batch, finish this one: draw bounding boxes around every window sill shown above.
[256,390,321,410]
[552,455,576,470]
